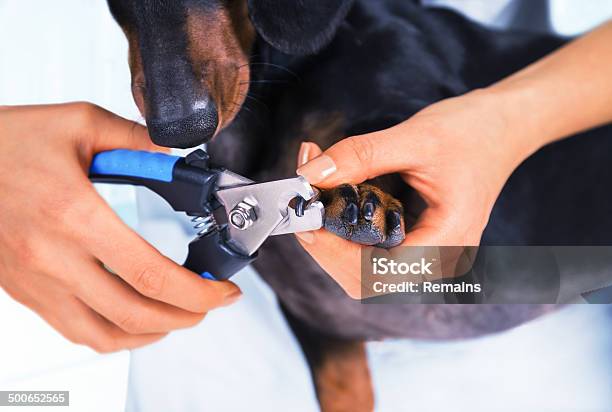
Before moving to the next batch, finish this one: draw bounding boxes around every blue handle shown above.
[90,149,180,182]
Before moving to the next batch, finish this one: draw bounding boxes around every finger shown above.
[74,259,206,334]
[5,253,169,351]
[50,102,167,153]
[6,264,168,351]
[73,190,242,313]
[295,229,365,298]
[297,141,323,167]
[296,126,420,188]
[40,296,166,353]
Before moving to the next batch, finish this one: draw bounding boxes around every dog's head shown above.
[107,0,353,148]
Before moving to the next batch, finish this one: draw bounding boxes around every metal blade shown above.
[215,176,323,256]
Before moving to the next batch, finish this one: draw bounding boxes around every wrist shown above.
[476,83,556,165]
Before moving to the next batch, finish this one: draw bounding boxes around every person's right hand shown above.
[0,103,241,352]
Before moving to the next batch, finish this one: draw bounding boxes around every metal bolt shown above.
[229,200,257,230]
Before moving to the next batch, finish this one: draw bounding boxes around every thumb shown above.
[297,141,323,167]
[296,125,418,189]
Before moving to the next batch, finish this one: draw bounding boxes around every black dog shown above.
[107,0,612,409]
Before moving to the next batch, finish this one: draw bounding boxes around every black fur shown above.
[247,0,354,55]
[107,0,612,394]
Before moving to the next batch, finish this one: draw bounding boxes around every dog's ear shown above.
[247,0,354,55]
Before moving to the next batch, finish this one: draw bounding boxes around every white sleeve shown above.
[421,0,612,35]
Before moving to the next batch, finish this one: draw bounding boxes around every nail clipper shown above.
[89,149,323,280]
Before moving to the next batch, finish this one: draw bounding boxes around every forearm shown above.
[487,20,612,160]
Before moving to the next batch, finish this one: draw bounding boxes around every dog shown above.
[107,0,612,409]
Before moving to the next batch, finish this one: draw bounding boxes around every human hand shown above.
[294,90,537,297]
[0,103,241,352]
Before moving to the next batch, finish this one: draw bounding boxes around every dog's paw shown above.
[320,184,405,248]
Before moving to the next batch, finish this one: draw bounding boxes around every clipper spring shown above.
[192,215,217,236]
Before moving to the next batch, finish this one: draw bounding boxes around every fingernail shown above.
[295,231,315,244]
[298,142,311,167]
[296,155,336,184]
[224,289,242,305]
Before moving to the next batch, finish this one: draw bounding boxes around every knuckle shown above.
[63,332,83,346]
[346,136,374,167]
[186,312,207,328]
[67,102,102,131]
[14,241,34,266]
[11,238,40,269]
[46,192,96,237]
[89,336,120,354]
[69,101,98,116]
[59,325,86,347]
[116,309,146,334]
[46,195,74,225]
[2,282,33,307]
[79,328,123,353]
[133,265,167,298]
[55,271,81,294]
[66,197,97,231]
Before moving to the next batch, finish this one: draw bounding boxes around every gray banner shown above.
[0,391,69,407]
[361,246,612,304]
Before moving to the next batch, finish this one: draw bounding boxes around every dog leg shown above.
[282,305,375,412]
[321,183,405,248]
[312,340,374,412]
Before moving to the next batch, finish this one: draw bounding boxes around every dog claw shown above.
[363,202,375,221]
[387,210,402,231]
[294,196,306,217]
[344,203,359,225]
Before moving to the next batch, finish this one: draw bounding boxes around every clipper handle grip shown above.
[184,229,257,280]
[90,149,180,182]
[89,149,218,214]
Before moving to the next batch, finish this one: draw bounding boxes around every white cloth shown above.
[126,267,612,411]
[125,1,612,411]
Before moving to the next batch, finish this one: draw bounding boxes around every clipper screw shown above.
[229,200,257,230]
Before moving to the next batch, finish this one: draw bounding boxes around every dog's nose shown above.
[147,97,219,149]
